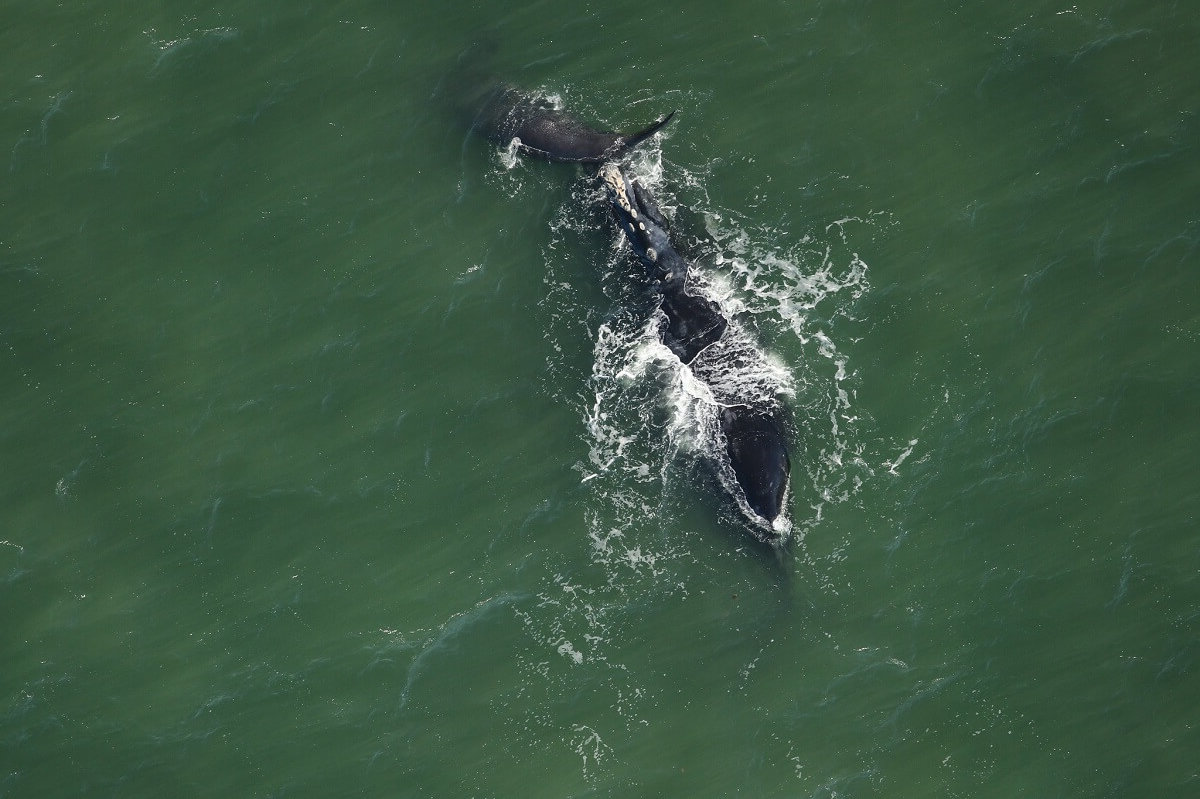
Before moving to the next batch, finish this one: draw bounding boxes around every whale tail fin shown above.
[614,111,676,157]
[719,405,792,525]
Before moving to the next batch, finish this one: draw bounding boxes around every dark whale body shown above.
[446,41,673,164]
[452,60,791,530]
[720,406,792,524]
[600,164,792,526]
[471,85,675,164]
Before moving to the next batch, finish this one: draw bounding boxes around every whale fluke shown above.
[719,406,791,523]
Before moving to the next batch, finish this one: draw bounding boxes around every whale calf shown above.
[469,85,675,164]
[446,41,673,164]
[600,163,792,527]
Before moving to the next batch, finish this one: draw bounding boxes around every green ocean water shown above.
[3,1,1198,796]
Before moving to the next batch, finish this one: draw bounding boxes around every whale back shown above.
[659,290,728,364]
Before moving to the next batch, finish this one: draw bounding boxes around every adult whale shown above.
[600,163,792,527]
[469,85,675,164]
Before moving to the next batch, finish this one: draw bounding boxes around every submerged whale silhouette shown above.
[600,163,792,526]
